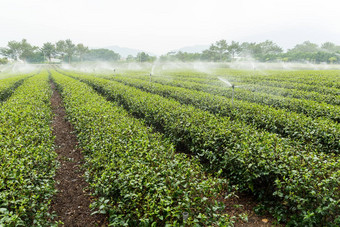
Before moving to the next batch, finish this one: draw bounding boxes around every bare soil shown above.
[223,192,281,226]
[50,80,107,227]
[49,74,280,226]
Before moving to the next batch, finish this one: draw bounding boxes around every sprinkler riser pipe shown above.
[183,212,189,221]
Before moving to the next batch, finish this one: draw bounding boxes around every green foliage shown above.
[65,39,76,63]
[168,71,339,105]
[0,74,31,101]
[141,73,340,122]
[160,51,201,62]
[51,71,235,226]
[227,41,242,59]
[64,71,339,225]
[136,52,156,62]
[25,51,44,63]
[56,40,67,61]
[158,39,340,63]
[207,40,229,61]
[238,40,283,61]
[41,42,56,62]
[75,43,89,62]
[84,48,121,61]
[329,56,337,64]
[92,74,340,154]
[321,42,340,52]
[0,58,8,65]
[277,41,340,63]
[0,72,57,225]
[289,41,319,53]
[0,39,37,62]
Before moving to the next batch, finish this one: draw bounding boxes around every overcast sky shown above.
[1,0,339,55]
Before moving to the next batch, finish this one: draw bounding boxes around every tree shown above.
[76,43,89,62]
[214,40,229,61]
[126,55,135,62]
[162,51,201,62]
[137,52,147,62]
[159,51,176,61]
[136,52,155,62]
[20,39,37,62]
[41,42,56,62]
[253,40,283,61]
[0,40,22,60]
[328,56,337,64]
[201,48,217,61]
[289,41,319,53]
[0,58,8,64]
[84,49,120,61]
[56,39,76,63]
[321,42,336,52]
[27,52,44,63]
[227,41,241,59]
[321,42,340,53]
[282,57,289,63]
[0,39,36,62]
[239,42,259,58]
[56,40,66,62]
[65,39,76,63]
[201,40,229,62]
[258,40,283,55]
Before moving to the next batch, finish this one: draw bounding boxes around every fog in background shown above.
[1,0,339,55]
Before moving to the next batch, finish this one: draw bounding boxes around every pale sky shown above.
[1,0,339,55]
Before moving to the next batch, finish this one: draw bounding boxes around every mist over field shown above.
[1,1,340,226]
[62,60,340,72]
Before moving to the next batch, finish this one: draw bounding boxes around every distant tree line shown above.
[0,39,122,64]
[0,38,157,64]
[160,40,340,64]
[1,39,340,64]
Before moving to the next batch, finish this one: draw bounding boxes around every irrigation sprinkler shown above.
[231,84,235,106]
[183,212,189,222]
[150,64,156,83]
[218,77,239,108]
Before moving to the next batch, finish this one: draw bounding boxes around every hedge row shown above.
[214,69,340,91]
[64,71,340,226]
[90,75,339,154]
[161,75,340,106]
[126,75,340,123]
[0,74,31,101]
[51,71,236,226]
[226,74,340,96]
[0,72,57,226]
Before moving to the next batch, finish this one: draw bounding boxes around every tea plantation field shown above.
[0,68,339,226]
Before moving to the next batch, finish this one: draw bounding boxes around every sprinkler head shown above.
[183,212,189,221]
[232,84,235,89]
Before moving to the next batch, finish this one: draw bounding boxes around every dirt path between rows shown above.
[49,80,107,227]
[54,70,280,226]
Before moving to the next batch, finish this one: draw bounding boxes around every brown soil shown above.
[49,80,107,227]
[49,72,280,226]
[223,192,281,226]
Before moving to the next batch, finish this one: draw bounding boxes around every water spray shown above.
[218,77,240,108]
[231,84,235,106]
